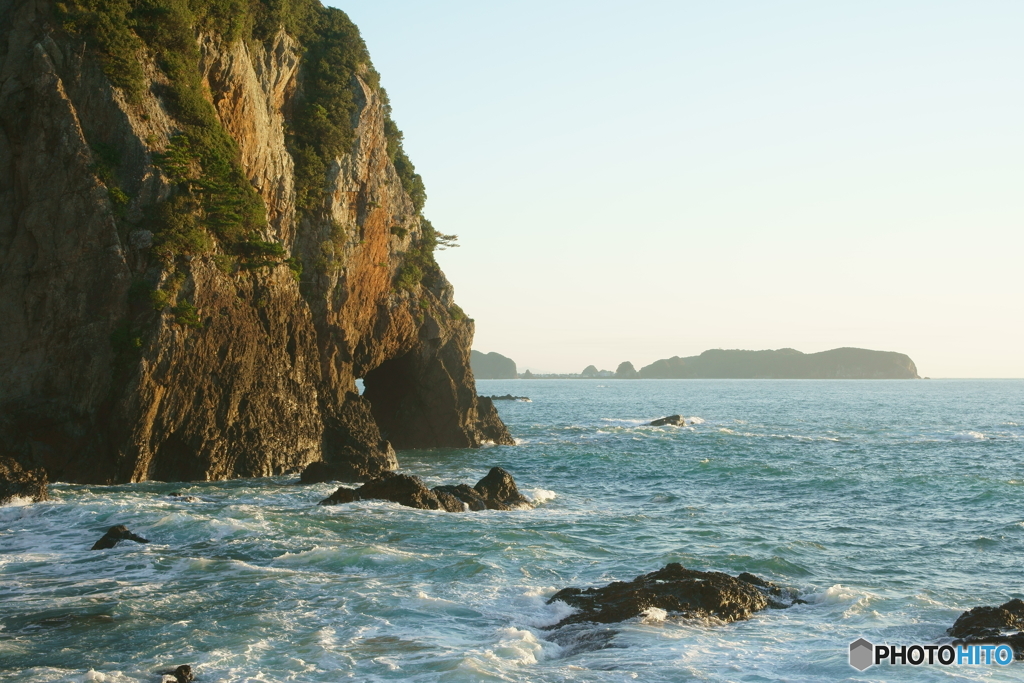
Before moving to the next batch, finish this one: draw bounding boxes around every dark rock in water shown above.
[488,394,530,401]
[355,473,441,510]
[319,468,532,513]
[649,415,685,426]
[167,493,200,502]
[158,665,194,683]
[317,473,442,509]
[474,467,530,510]
[947,599,1024,659]
[319,487,358,506]
[431,488,466,513]
[299,461,338,485]
[543,623,622,657]
[0,455,49,505]
[91,525,150,550]
[545,563,798,629]
[474,397,516,445]
[433,484,488,511]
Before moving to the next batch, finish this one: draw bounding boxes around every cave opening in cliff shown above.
[361,352,424,448]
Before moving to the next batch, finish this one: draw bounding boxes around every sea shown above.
[2,379,1023,682]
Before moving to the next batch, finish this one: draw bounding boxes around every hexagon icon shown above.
[849,638,874,671]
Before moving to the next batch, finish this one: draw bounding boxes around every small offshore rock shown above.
[489,394,530,401]
[167,492,199,502]
[474,467,530,510]
[947,598,1024,659]
[91,525,150,550]
[158,665,194,683]
[545,563,798,629]
[649,415,685,426]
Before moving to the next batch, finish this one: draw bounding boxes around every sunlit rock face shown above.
[0,0,511,485]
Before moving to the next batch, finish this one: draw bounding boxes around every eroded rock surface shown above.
[545,563,798,629]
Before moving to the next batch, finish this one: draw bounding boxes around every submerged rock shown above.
[648,415,686,426]
[0,456,49,505]
[319,468,532,513]
[947,599,1024,659]
[545,563,798,629]
[91,525,150,550]
[488,394,530,401]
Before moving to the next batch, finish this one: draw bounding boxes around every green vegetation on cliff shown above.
[58,0,430,261]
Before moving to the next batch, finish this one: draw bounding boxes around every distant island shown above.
[474,348,921,380]
[636,348,920,379]
[471,351,518,379]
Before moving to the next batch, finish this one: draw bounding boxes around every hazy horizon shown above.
[337,1,1023,378]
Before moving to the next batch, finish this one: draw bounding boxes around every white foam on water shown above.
[640,606,669,623]
[486,626,558,665]
[687,416,706,425]
[0,495,37,508]
[522,488,556,505]
[951,431,986,441]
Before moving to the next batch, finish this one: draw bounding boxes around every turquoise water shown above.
[2,379,1023,682]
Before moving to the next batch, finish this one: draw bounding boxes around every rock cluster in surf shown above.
[320,466,530,512]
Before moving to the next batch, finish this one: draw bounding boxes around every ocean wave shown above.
[523,488,557,505]
[486,626,557,665]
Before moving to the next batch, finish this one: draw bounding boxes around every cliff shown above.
[638,348,920,379]
[0,0,512,492]
[470,350,517,379]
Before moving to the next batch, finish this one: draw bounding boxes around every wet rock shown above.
[948,599,1024,659]
[545,563,798,629]
[319,487,357,505]
[91,525,150,550]
[0,455,49,505]
[318,473,442,509]
[488,394,530,401]
[299,461,337,485]
[433,484,488,511]
[649,415,685,426]
[474,467,530,510]
[319,468,532,513]
[158,665,194,683]
[431,488,466,513]
[355,473,441,510]
[167,492,199,502]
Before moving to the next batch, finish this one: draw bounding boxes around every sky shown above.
[332,1,1023,377]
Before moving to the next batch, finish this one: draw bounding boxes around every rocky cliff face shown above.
[0,0,512,491]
